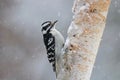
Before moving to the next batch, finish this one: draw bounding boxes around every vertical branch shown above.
[57,0,111,80]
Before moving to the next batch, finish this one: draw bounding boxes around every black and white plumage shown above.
[41,20,64,73]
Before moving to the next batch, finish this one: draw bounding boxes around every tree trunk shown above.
[57,0,111,80]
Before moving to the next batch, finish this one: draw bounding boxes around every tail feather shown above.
[52,62,56,72]
[52,62,57,77]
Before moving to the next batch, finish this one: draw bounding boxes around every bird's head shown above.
[41,20,58,34]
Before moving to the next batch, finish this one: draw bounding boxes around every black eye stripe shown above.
[42,23,50,27]
[42,24,51,31]
[41,21,51,26]
[41,21,52,32]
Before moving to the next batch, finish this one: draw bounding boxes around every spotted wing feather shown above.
[43,33,56,72]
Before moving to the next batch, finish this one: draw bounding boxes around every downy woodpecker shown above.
[41,20,64,73]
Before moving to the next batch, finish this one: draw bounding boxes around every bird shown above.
[41,20,64,75]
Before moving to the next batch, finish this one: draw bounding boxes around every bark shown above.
[57,0,111,80]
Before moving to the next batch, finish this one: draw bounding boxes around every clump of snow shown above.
[79,3,90,12]
[67,22,83,37]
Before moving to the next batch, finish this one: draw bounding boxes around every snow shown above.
[79,3,90,12]
[0,0,120,80]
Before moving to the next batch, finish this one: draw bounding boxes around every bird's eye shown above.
[41,27,44,31]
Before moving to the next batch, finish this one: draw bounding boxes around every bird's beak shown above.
[51,20,58,28]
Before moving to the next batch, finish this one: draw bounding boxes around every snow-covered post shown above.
[57,0,111,80]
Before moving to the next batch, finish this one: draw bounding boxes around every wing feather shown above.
[43,33,56,72]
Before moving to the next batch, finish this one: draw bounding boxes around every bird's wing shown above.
[43,33,56,72]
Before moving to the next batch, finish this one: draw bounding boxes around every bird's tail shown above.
[52,61,56,72]
[52,61,57,77]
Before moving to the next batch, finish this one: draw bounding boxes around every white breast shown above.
[50,29,64,58]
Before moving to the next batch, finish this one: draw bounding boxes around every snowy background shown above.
[0,0,120,80]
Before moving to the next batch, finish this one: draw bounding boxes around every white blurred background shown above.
[0,0,120,80]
